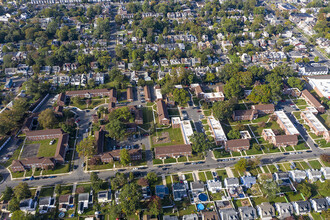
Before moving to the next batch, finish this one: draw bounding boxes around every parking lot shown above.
[20,143,39,159]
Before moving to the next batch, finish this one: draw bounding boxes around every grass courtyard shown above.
[25,139,58,158]
[151,127,184,148]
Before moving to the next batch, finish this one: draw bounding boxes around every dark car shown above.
[306,150,312,153]
[283,153,289,155]
[49,176,56,179]
[184,162,191,165]
[162,168,168,171]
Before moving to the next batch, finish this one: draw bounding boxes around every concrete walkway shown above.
[226,167,234,178]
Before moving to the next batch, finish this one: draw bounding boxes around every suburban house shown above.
[232,110,258,121]
[219,208,239,220]
[251,104,275,115]
[320,167,330,179]
[207,180,222,193]
[78,193,93,214]
[238,206,257,220]
[100,149,142,163]
[310,198,328,213]
[274,172,290,185]
[58,195,73,212]
[240,176,256,188]
[97,190,111,203]
[225,139,250,152]
[224,177,239,188]
[155,185,169,199]
[257,202,275,220]
[38,196,55,214]
[154,145,192,159]
[275,202,294,219]
[19,199,37,213]
[11,129,69,172]
[172,183,188,201]
[292,201,311,215]
[127,87,133,102]
[182,214,199,220]
[156,100,170,125]
[306,169,322,182]
[190,181,205,194]
[289,170,306,183]
[272,135,298,147]
[301,89,325,113]
[202,211,219,220]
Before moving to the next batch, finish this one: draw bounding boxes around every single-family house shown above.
[292,201,311,215]
[97,190,111,203]
[78,193,92,214]
[257,202,275,220]
[224,177,239,188]
[275,202,294,219]
[238,206,257,220]
[38,196,55,214]
[289,170,306,183]
[58,194,73,212]
[207,180,222,193]
[240,176,256,188]
[310,198,328,213]
[320,167,330,179]
[274,172,290,185]
[182,214,199,220]
[190,181,205,193]
[20,199,37,213]
[306,169,322,182]
[172,183,187,201]
[219,208,239,220]
[202,211,219,220]
[155,185,169,199]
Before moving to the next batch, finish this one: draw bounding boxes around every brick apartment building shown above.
[57,93,66,106]
[225,139,250,152]
[154,145,192,159]
[232,109,258,121]
[100,149,142,163]
[66,88,113,98]
[11,129,69,172]
[301,90,325,113]
[144,85,151,102]
[272,135,298,147]
[156,100,170,125]
[127,87,133,102]
[251,104,275,115]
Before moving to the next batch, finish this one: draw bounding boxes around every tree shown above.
[189,132,212,153]
[248,157,260,169]
[8,197,19,212]
[260,181,280,200]
[14,183,31,201]
[2,186,13,201]
[111,173,127,190]
[227,130,241,140]
[120,149,131,166]
[91,172,103,191]
[287,77,304,90]
[314,56,319,62]
[247,84,272,103]
[146,172,158,184]
[76,136,96,159]
[148,196,162,216]
[212,100,235,121]
[71,96,84,106]
[137,178,149,187]
[172,88,190,106]
[119,183,141,216]
[38,108,58,129]
[224,77,242,99]
[234,158,247,173]
[105,119,126,141]
[54,184,61,195]
[10,210,34,220]
[320,154,330,164]
[297,182,312,199]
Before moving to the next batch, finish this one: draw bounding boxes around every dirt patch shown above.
[152,132,171,144]
[241,199,251,207]
[20,144,39,159]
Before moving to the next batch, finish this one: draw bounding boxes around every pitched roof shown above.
[252,104,275,111]
[154,145,192,155]
[302,89,322,108]
[226,139,250,148]
[25,129,63,137]
[66,89,110,96]
[156,100,169,121]
[274,135,298,143]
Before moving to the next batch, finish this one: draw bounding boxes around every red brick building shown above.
[100,149,142,163]
[154,145,192,159]
[225,139,250,152]
[301,90,325,113]
[156,100,170,125]
[232,110,258,121]
[251,104,275,115]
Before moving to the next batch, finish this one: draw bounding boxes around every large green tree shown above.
[172,88,190,106]
[105,119,126,141]
[287,77,304,90]
[148,196,162,216]
[212,100,235,121]
[189,132,212,153]
[2,186,13,201]
[224,77,242,98]
[297,182,312,199]
[260,181,280,200]
[234,158,247,173]
[76,136,96,159]
[120,149,131,166]
[119,183,141,216]
[247,84,272,103]
[38,108,58,129]
[90,172,103,191]
[14,183,31,201]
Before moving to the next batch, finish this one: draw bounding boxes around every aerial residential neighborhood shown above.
[0,0,328,219]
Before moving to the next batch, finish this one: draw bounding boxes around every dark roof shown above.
[233,109,256,117]
[144,86,151,100]
[154,145,192,156]
[302,89,322,108]
[127,87,133,100]
[274,135,298,143]
[55,133,69,160]
[226,139,250,148]
[304,66,328,72]
[156,100,169,121]
[252,104,274,111]
[25,129,63,137]
[95,129,105,155]
[66,89,110,96]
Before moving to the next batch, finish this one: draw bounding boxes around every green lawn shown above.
[165,175,172,185]
[315,139,330,148]
[292,111,301,119]
[262,166,270,173]
[178,204,196,216]
[42,164,70,175]
[252,115,270,123]
[188,153,205,161]
[310,213,323,220]
[205,171,213,180]
[40,187,54,197]
[308,160,322,169]
[285,146,294,151]
[88,162,114,170]
[153,159,163,165]
[216,169,228,182]
[11,170,24,178]
[61,185,73,195]
[251,195,287,206]
[27,139,59,158]
[25,169,33,177]
[294,162,303,170]
[198,172,206,182]
[231,169,240,177]
[213,149,231,158]
[142,107,154,130]
[283,163,293,171]
[268,165,278,173]
[231,151,241,157]
[210,191,224,201]
[164,158,176,164]
[178,156,187,162]
[278,164,286,172]
[246,148,263,155]
[151,127,184,148]
[293,99,307,106]
[76,183,92,193]
[168,108,179,116]
[265,147,281,153]
[250,121,281,137]
[249,167,259,176]
[185,173,194,182]
[294,141,309,150]
[286,192,304,202]
[34,169,42,176]
[300,161,311,170]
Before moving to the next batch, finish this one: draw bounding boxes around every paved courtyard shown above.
[20,143,39,159]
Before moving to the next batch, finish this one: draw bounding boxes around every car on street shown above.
[306,150,312,153]
[49,176,56,179]
[184,162,191,165]
[162,168,168,170]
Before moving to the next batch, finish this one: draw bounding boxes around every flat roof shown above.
[171,117,181,125]
[308,77,330,98]
[275,111,300,135]
[203,92,224,99]
[301,111,327,133]
[262,129,275,137]
[207,116,227,142]
[155,88,162,100]
[181,120,194,145]
[240,130,251,139]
